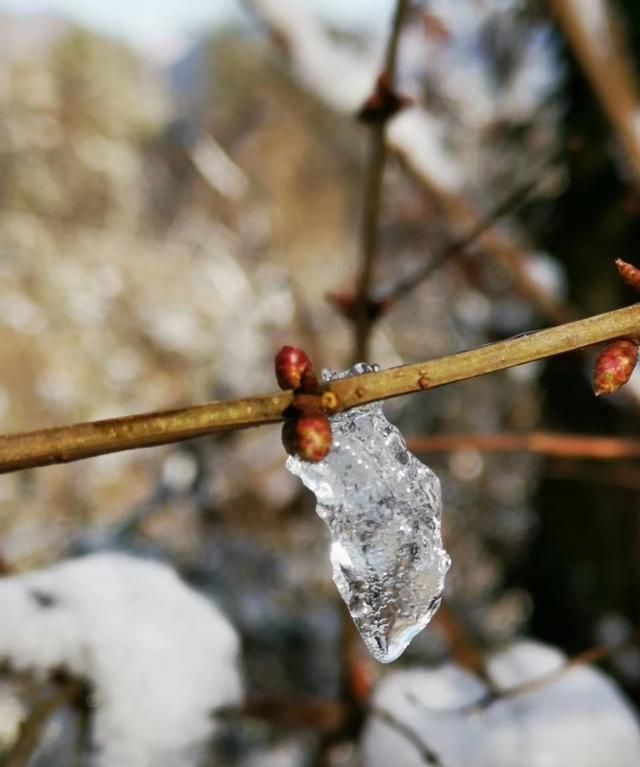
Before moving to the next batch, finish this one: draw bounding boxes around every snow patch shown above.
[0,553,242,767]
[363,640,640,767]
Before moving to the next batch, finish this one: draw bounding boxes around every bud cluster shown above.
[275,346,333,462]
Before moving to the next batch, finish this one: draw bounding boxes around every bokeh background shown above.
[2,1,640,765]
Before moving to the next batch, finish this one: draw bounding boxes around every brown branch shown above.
[463,630,640,715]
[5,679,86,767]
[382,163,554,306]
[0,302,640,474]
[433,602,495,690]
[370,705,445,766]
[354,122,387,360]
[548,0,640,182]
[406,631,640,719]
[353,0,410,361]
[234,697,349,733]
[407,431,640,460]
[395,159,574,324]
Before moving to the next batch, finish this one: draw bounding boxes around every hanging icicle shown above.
[287,363,450,663]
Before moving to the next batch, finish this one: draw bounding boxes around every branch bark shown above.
[353,0,409,361]
[407,431,640,460]
[0,302,639,474]
[5,680,86,767]
[549,0,640,183]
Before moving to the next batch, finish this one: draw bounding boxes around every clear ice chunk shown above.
[286,363,450,663]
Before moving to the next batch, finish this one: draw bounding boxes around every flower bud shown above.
[357,72,412,123]
[275,346,313,391]
[615,259,640,293]
[593,339,639,396]
[282,412,332,462]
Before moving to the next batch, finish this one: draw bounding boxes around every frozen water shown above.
[287,363,450,663]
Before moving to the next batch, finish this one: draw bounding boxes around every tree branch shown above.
[370,704,445,766]
[407,431,640,460]
[353,0,410,360]
[0,302,638,474]
[5,679,86,767]
[548,0,640,183]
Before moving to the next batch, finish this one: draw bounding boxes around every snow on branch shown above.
[0,554,242,767]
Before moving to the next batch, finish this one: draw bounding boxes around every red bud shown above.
[615,259,640,293]
[357,72,412,124]
[275,346,314,391]
[282,412,332,462]
[593,339,639,396]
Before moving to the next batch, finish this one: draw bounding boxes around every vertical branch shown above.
[5,680,86,767]
[354,125,387,360]
[353,0,410,361]
[334,4,413,763]
[549,0,640,182]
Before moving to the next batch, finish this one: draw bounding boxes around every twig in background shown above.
[4,678,87,767]
[369,704,445,766]
[395,167,574,324]
[407,431,640,460]
[353,0,410,361]
[549,0,640,182]
[461,632,640,715]
[245,0,574,324]
[382,162,557,307]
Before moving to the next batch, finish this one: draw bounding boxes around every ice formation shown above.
[0,553,242,767]
[287,363,450,663]
[363,640,640,767]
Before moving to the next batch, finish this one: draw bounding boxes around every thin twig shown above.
[382,165,552,305]
[5,680,86,767]
[353,0,410,361]
[370,704,445,766]
[1,302,640,474]
[407,431,640,460]
[354,123,387,360]
[395,160,574,324]
[408,630,640,719]
[232,696,349,733]
[434,602,495,690]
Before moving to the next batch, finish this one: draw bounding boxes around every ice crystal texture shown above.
[287,363,450,663]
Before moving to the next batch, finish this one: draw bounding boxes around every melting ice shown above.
[287,363,450,663]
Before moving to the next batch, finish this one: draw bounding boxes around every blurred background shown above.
[2,0,640,765]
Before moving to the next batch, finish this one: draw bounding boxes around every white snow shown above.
[387,108,465,193]
[363,640,640,767]
[246,0,465,191]
[246,0,380,113]
[0,553,243,767]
